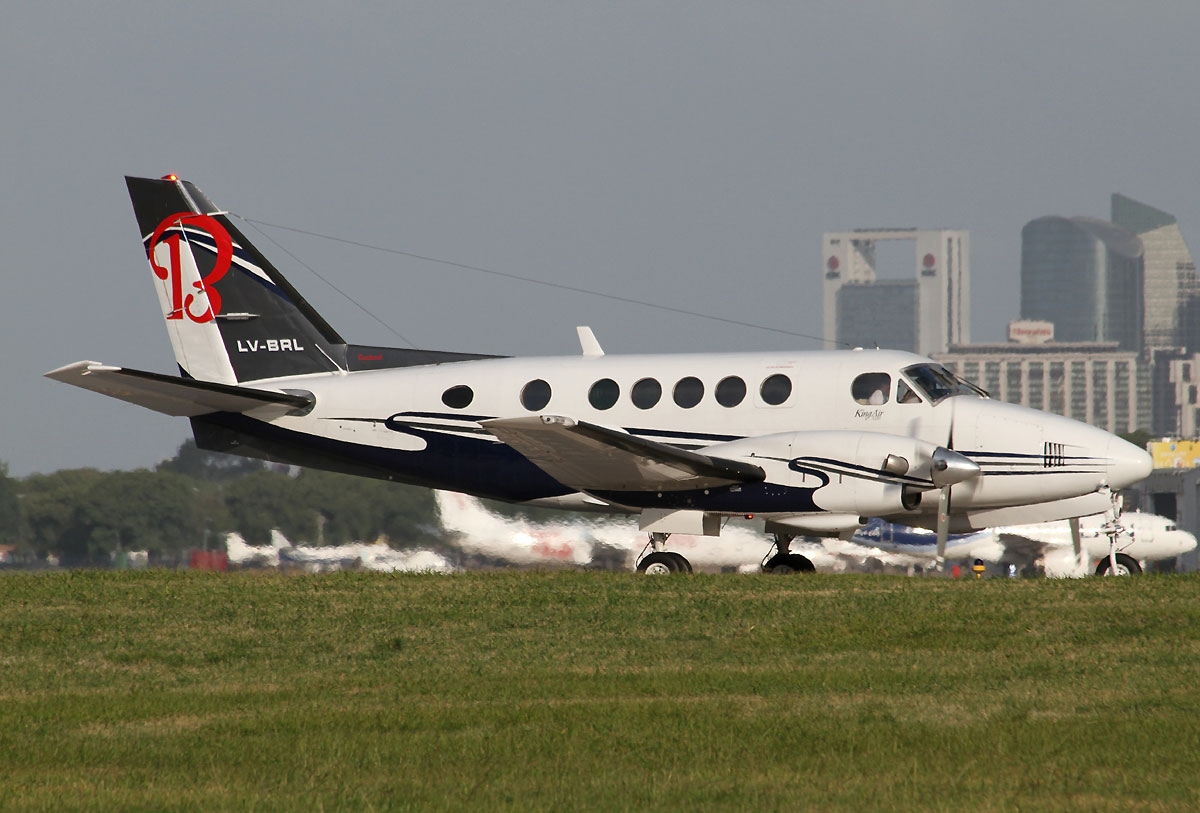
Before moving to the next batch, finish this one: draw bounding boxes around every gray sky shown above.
[5,2,1199,476]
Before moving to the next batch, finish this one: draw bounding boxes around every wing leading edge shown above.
[484,415,765,493]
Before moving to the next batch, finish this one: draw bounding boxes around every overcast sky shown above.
[5,2,1199,476]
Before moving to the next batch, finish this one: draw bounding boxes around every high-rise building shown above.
[1111,193,1199,352]
[1019,216,1144,351]
[822,229,969,355]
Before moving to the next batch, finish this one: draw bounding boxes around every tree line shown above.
[0,441,441,567]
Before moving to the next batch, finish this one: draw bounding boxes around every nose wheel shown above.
[1095,552,1141,576]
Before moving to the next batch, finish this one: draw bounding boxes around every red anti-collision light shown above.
[161,174,178,182]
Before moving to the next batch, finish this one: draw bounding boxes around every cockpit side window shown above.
[902,363,979,404]
[852,373,891,405]
[896,380,922,404]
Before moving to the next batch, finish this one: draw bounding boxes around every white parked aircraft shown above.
[46,176,1153,574]
[849,513,1196,576]
[225,529,456,573]
[434,488,851,572]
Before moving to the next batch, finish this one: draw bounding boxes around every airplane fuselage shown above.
[200,347,1149,534]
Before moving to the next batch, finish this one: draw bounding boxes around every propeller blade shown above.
[1069,516,1084,575]
[935,486,952,571]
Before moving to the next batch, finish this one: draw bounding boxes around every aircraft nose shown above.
[1106,435,1152,489]
[1177,532,1199,555]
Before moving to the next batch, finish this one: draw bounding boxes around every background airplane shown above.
[225,530,456,573]
[847,513,1197,577]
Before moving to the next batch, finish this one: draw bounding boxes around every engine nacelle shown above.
[710,430,967,517]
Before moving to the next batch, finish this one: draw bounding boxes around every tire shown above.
[637,551,682,575]
[1094,552,1142,576]
[665,552,693,573]
[764,553,816,574]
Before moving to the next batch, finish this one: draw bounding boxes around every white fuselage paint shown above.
[241,347,1151,535]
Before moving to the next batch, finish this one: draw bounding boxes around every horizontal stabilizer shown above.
[45,361,313,418]
[484,415,765,492]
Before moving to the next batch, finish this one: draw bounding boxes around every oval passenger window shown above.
[715,376,746,408]
[521,379,552,411]
[589,378,620,410]
[673,377,704,408]
[760,374,792,406]
[442,385,474,409]
[631,378,662,409]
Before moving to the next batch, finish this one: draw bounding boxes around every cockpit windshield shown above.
[902,363,983,405]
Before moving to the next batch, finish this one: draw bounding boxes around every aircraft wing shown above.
[45,361,313,418]
[483,415,765,492]
[996,533,1048,567]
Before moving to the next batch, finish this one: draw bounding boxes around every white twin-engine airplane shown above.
[46,176,1153,574]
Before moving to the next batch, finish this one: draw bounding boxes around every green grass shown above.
[1,571,1199,810]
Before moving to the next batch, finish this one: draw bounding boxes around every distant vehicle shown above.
[48,175,1152,574]
[848,513,1196,576]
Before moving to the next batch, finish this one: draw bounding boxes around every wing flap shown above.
[45,361,313,418]
[484,415,764,492]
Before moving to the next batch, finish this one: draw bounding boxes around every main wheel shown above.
[764,553,815,574]
[666,552,693,573]
[1095,552,1141,576]
[637,551,683,575]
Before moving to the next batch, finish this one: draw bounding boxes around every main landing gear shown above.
[633,532,816,575]
[635,533,693,574]
[761,533,815,574]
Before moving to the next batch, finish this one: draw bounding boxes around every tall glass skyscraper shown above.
[1111,193,1198,352]
[1020,216,1144,352]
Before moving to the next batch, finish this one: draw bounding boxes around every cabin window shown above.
[442,385,474,409]
[760,374,792,406]
[715,376,746,407]
[852,373,891,405]
[589,378,620,410]
[673,377,704,408]
[631,378,662,409]
[521,379,552,411]
[896,380,922,404]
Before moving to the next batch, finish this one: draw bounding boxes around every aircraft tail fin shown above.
[125,175,346,384]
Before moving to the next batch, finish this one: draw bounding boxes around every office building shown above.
[1111,193,1199,352]
[935,343,1149,437]
[822,229,969,355]
[1020,216,1143,351]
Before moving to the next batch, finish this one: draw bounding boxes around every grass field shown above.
[1,570,1199,811]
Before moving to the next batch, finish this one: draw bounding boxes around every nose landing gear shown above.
[1093,487,1142,576]
[1095,552,1141,576]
